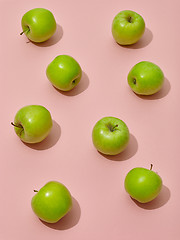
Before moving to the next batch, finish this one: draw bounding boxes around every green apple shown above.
[124,165,162,203]
[46,55,82,91]
[31,181,72,223]
[11,105,52,144]
[92,116,130,155]
[112,10,145,45]
[20,8,56,42]
[127,61,164,95]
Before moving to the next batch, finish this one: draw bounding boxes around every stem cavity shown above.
[107,124,119,132]
[133,77,136,85]
[20,27,30,35]
[127,16,133,23]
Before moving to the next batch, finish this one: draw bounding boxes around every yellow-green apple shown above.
[112,10,145,45]
[31,181,72,223]
[124,165,162,203]
[46,55,82,91]
[92,116,130,155]
[11,105,52,144]
[128,61,164,95]
[20,8,56,42]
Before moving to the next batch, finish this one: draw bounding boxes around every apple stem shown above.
[34,190,38,192]
[20,27,30,35]
[150,164,153,170]
[111,124,118,132]
[11,122,23,128]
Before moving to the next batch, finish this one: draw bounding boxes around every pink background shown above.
[0,0,180,239]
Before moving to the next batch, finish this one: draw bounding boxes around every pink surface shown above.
[0,0,180,239]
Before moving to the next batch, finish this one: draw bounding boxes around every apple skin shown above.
[92,117,130,155]
[128,61,164,95]
[31,181,72,223]
[46,55,82,91]
[21,8,56,43]
[11,105,52,144]
[112,10,145,45]
[124,166,162,203]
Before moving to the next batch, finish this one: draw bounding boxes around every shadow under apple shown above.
[131,185,170,210]
[53,71,90,96]
[41,197,81,230]
[100,134,138,161]
[24,120,61,150]
[121,28,153,49]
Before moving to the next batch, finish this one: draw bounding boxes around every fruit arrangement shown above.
[10,8,165,224]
